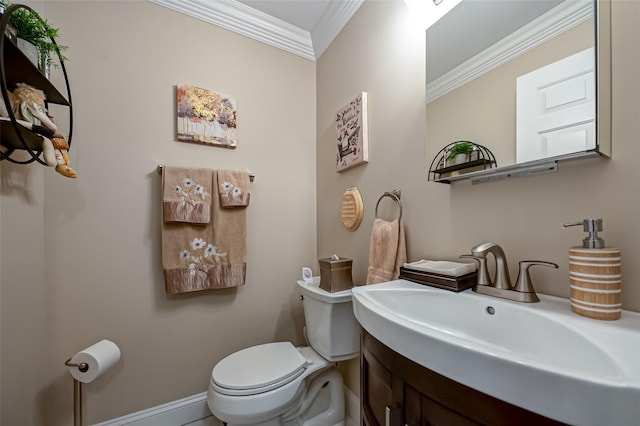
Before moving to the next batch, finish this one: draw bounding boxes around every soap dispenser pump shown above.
[563,218,621,321]
[563,218,605,248]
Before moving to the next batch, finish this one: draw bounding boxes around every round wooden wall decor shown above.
[341,187,364,231]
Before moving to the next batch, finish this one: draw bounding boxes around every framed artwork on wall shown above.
[176,84,237,149]
[336,92,368,172]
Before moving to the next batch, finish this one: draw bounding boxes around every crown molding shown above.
[149,0,315,60]
[149,0,363,61]
[312,0,364,59]
[426,1,594,103]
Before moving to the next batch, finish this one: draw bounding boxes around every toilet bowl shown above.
[207,278,359,426]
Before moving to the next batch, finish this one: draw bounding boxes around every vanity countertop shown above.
[352,280,640,426]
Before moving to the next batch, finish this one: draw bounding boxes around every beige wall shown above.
[1,1,48,422]
[318,0,640,396]
[1,1,316,424]
[1,162,48,424]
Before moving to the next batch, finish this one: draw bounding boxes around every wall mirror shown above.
[426,0,611,184]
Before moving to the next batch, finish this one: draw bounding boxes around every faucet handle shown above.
[460,254,492,286]
[514,260,559,301]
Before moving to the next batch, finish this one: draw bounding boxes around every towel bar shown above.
[156,164,255,182]
[375,190,402,221]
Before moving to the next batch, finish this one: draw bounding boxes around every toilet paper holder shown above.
[64,358,89,373]
[64,340,120,426]
[64,358,88,426]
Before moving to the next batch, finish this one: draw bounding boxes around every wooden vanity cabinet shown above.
[360,331,564,426]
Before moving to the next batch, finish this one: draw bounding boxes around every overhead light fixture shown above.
[404,0,463,29]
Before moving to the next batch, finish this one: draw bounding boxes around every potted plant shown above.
[0,1,68,77]
[447,141,474,165]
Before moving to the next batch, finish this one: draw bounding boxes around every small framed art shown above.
[176,84,237,149]
[335,92,368,172]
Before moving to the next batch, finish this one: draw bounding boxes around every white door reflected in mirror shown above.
[516,47,595,163]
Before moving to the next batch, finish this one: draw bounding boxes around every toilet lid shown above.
[213,342,308,391]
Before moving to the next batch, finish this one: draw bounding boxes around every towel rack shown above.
[375,190,402,221]
[157,164,255,182]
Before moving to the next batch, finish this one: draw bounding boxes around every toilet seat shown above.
[212,342,309,396]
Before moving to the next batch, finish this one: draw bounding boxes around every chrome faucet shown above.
[471,242,513,290]
[461,242,558,303]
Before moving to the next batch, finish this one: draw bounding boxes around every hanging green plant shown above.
[1,1,68,68]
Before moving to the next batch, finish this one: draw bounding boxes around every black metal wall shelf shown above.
[428,141,497,184]
[0,3,73,165]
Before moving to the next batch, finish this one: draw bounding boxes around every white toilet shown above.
[207,277,359,426]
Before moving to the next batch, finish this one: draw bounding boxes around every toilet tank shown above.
[297,277,360,362]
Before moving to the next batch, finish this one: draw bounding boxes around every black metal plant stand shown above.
[0,3,73,164]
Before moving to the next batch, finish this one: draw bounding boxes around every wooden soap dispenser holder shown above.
[563,218,622,320]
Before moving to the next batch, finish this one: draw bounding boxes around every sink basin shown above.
[352,280,640,426]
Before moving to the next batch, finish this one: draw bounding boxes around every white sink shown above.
[352,280,640,426]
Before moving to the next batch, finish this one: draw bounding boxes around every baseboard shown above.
[92,392,211,426]
[94,386,361,426]
[344,385,360,426]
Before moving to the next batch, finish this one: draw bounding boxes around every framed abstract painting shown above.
[176,84,237,149]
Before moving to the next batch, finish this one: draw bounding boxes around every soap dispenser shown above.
[563,219,621,320]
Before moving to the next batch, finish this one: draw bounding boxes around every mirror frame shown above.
[429,0,611,184]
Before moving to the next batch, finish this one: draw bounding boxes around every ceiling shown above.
[148,0,364,61]
[237,0,335,31]
[149,0,586,70]
[427,0,564,82]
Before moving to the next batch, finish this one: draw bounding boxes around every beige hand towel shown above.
[163,166,212,224]
[162,170,247,294]
[217,170,250,208]
[366,218,407,284]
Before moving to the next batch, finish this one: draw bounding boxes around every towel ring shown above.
[375,190,402,221]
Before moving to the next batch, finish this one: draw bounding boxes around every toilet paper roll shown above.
[68,339,121,383]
